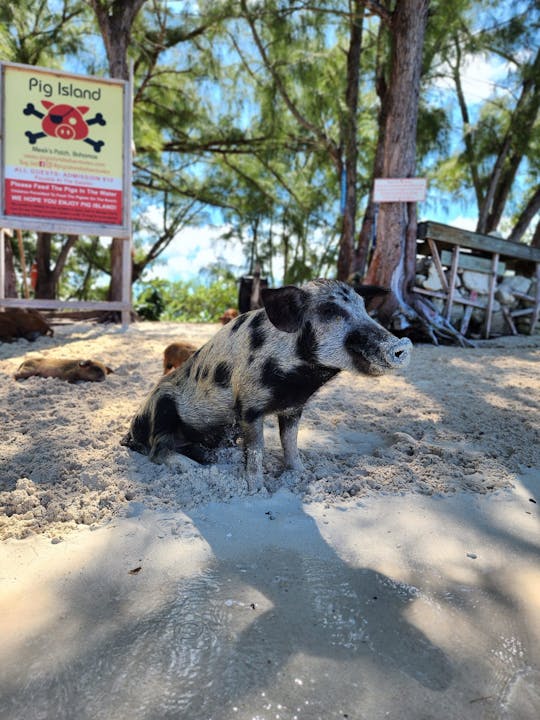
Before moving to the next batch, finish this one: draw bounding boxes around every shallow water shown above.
[1,551,451,720]
[1,488,539,720]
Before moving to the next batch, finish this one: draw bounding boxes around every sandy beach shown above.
[1,321,538,540]
[1,320,539,719]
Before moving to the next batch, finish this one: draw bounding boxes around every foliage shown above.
[3,0,539,318]
[424,0,540,236]
[135,273,238,323]
[0,0,87,67]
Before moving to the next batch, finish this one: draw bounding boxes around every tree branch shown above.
[239,0,340,168]
[508,185,540,244]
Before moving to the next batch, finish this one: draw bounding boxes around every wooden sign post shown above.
[0,62,132,325]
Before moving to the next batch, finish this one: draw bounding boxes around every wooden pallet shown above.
[415,222,540,338]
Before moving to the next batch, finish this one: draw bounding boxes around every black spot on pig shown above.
[231,314,249,333]
[151,395,181,455]
[296,321,318,363]
[317,302,350,322]
[278,409,302,434]
[177,418,231,452]
[121,412,152,454]
[214,361,232,387]
[261,357,339,412]
[133,412,151,441]
[244,406,263,423]
[249,311,266,351]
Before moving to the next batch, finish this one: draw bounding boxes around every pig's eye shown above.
[317,302,350,322]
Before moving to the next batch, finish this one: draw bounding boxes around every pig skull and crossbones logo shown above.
[23,101,106,153]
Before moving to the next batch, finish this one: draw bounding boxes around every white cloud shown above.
[445,215,478,232]
[433,54,510,105]
[426,213,514,240]
[142,223,247,282]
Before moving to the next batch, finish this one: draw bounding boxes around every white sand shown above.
[1,320,539,541]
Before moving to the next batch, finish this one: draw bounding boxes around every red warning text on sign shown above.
[5,179,122,224]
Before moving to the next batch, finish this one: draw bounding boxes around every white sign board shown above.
[373,178,427,203]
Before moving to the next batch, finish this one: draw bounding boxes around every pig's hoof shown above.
[244,471,265,494]
[280,469,302,487]
[284,458,304,473]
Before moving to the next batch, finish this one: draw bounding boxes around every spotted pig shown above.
[121,279,412,489]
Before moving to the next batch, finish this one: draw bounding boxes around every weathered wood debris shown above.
[412,222,540,342]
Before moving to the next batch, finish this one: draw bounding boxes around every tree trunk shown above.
[3,234,18,297]
[336,2,364,281]
[364,0,429,323]
[89,0,144,308]
[35,233,78,299]
[35,233,56,298]
[90,0,145,80]
[508,185,540,243]
[531,219,540,249]
[355,19,388,278]
[451,34,483,209]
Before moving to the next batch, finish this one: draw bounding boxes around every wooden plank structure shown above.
[414,221,540,338]
[0,231,132,326]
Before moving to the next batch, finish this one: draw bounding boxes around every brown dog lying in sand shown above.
[163,342,198,375]
[14,357,113,383]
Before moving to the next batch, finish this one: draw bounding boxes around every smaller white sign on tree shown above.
[373,178,427,203]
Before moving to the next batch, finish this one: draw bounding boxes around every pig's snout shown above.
[382,336,412,368]
[345,330,412,375]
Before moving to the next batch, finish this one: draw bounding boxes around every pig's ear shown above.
[353,284,390,301]
[261,286,308,333]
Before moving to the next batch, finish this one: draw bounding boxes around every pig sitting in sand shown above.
[15,357,113,383]
[121,279,412,489]
[163,341,198,374]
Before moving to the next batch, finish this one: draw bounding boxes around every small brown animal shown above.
[14,357,113,383]
[220,308,239,325]
[163,342,197,374]
[0,308,54,342]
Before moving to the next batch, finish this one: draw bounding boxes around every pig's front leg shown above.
[241,414,265,491]
[278,408,304,472]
